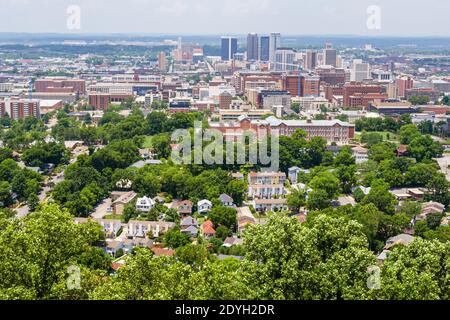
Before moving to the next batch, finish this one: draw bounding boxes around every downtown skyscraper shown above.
[247,33,259,61]
[324,43,337,67]
[269,32,282,63]
[260,36,270,62]
[221,36,238,61]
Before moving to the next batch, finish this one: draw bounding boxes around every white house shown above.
[136,196,156,212]
[288,167,301,184]
[126,220,175,239]
[96,219,123,238]
[219,194,235,207]
[198,199,212,214]
[352,146,369,164]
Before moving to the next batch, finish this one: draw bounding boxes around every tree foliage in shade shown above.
[372,239,450,300]
[0,205,109,300]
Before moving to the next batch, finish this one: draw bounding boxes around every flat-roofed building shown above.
[35,78,86,94]
[369,100,418,116]
[0,97,40,120]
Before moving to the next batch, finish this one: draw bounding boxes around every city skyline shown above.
[1,0,450,37]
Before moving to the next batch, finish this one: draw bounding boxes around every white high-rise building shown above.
[323,43,337,67]
[269,33,282,64]
[351,59,370,82]
[274,48,296,71]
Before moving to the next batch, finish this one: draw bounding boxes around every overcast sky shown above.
[0,0,449,36]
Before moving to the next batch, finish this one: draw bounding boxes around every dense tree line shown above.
[0,205,448,300]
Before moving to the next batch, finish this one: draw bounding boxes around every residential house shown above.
[223,236,244,248]
[180,216,199,237]
[126,220,175,239]
[390,188,412,201]
[248,183,285,199]
[384,234,415,250]
[152,247,175,257]
[417,201,445,221]
[136,196,156,212]
[352,146,369,164]
[111,191,137,215]
[248,171,287,185]
[74,217,122,239]
[200,220,216,240]
[248,171,287,200]
[237,206,256,233]
[105,241,124,257]
[115,179,132,190]
[252,198,288,212]
[397,144,408,157]
[96,219,122,238]
[288,166,301,184]
[407,188,425,201]
[219,194,235,207]
[111,260,126,272]
[198,199,212,214]
[126,238,153,251]
[174,200,193,215]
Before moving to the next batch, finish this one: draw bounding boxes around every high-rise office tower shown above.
[351,59,370,82]
[221,36,238,61]
[260,36,270,62]
[269,32,282,63]
[247,33,259,61]
[305,50,317,71]
[158,52,167,71]
[323,43,337,67]
[275,48,296,71]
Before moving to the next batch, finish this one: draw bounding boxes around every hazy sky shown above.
[0,0,449,36]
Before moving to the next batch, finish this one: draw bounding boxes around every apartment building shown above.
[126,220,176,239]
[0,98,41,120]
[248,171,287,200]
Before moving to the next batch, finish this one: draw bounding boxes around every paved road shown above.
[14,171,65,218]
[435,155,450,182]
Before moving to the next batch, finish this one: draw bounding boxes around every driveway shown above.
[91,198,113,219]
[435,155,450,182]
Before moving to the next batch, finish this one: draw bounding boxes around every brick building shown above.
[88,93,133,110]
[316,67,346,85]
[209,115,355,144]
[0,98,41,120]
[35,78,86,95]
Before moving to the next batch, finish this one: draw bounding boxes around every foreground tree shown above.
[0,205,109,300]
[91,248,250,300]
[373,239,450,300]
[241,213,376,300]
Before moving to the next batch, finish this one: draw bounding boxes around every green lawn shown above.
[103,214,123,221]
[142,136,153,148]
